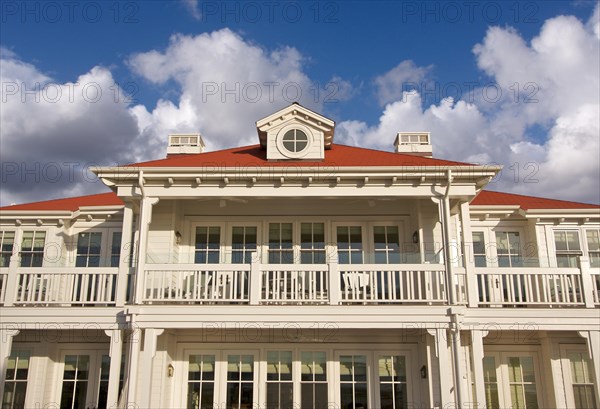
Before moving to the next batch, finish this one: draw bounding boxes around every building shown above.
[0,103,599,409]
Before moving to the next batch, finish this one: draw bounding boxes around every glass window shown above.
[2,350,30,409]
[340,355,368,409]
[96,355,110,409]
[554,231,582,268]
[231,227,257,264]
[301,223,326,264]
[300,352,328,409]
[187,355,216,409]
[226,354,254,409]
[585,229,600,268]
[472,232,487,267]
[373,226,400,264]
[76,232,102,267]
[195,227,221,264]
[20,231,46,267]
[60,355,90,409]
[378,355,407,409]
[483,356,500,409]
[266,351,293,409]
[507,356,539,409]
[110,232,122,267]
[268,223,293,264]
[337,226,363,264]
[495,232,522,267]
[568,351,597,409]
[0,231,15,267]
[282,129,308,153]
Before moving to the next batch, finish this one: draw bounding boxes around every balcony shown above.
[1,263,598,308]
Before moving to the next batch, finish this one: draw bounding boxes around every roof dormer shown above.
[256,103,335,160]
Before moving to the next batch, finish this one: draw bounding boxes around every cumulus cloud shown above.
[127,28,329,152]
[0,51,142,205]
[374,60,432,106]
[181,0,202,20]
[338,6,600,204]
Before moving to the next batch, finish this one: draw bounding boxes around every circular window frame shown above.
[276,124,313,158]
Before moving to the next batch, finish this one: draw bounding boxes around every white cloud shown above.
[128,28,329,152]
[182,0,202,20]
[374,60,432,106]
[338,8,600,204]
[0,52,142,205]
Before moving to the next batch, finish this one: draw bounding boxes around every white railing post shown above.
[328,260,340,305]
[579,256,595,308]
[249,252,261,305]
[459,201,479,307]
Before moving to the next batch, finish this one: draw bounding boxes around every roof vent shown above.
[167,133,205,156]
[394,132,432,158]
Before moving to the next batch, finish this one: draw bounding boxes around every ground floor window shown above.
[182,347,415,409]
[2,350,30,409]
[566,351,597,409]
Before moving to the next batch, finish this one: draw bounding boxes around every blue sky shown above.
[1,0,599,205]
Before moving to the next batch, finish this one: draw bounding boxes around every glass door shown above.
[58,351,109,409]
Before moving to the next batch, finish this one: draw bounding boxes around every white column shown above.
[125,325,142,406]
[471,330,488,408]
[116,203,134,306]
[428,328,453,407]
[137,328,164,408]
[579,331,600,402]
[0,329,20,395]
[459,201,479,308]
[249,252,261,305]
[328,259,341,305]
[104,329,124,408]
[3,229,23,307]
[579,257,596,308]
[134,197,159,303]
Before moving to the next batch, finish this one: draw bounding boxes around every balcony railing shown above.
[1,263,597,308]
[12,267,118,305]
[475,267,585,307]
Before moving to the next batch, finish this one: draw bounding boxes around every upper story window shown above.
[472,232,487,267]
[282,129,309,154]
[110,232,122,267]
[585,229,600,268]
[268,223,294,264]
[195,227,221,264]
[554,230,582,268]
[373,226,400,264]
[0,231,15,267]
[336,226,363,264]
[495,231,522,267]
[231,226,257,264]
[20,231,46,267]
[76,232,102,267]
[300,223,325,264]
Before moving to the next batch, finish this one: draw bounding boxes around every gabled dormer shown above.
[256,102,335,160]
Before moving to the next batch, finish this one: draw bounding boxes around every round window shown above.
[282,129,309,153]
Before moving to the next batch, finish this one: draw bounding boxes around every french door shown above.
[184,350,258,409]
[58,350,109,409]
[483,351,544,409]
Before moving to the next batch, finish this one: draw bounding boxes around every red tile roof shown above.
[472,190,600,210]
[0,192,123,212]
[132,144,472,168]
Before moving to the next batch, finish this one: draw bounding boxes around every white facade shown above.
[0,104,599,409]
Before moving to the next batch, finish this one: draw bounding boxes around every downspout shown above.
[441,169,464,408]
